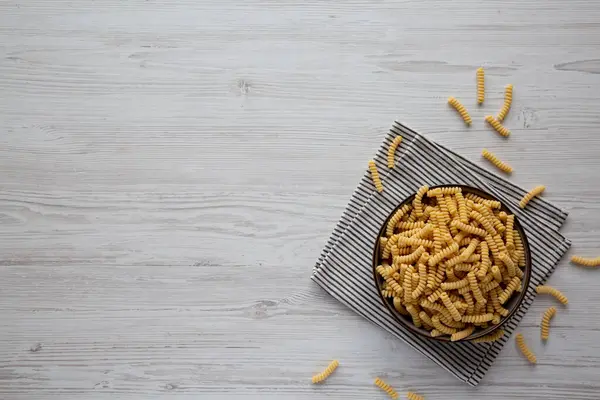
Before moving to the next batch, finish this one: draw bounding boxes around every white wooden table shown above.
[1,1,599,399]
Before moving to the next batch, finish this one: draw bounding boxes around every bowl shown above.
[372,184,532,342]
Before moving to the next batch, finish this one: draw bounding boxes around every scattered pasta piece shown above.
[541,307,557,340]
[387,136,403,168]
[448,97,472,126]
[451,326,475,342]
[482,149,513,173]
[311,360,339,384]
[535,285,568,305]
[476,67,485,104]
[407,391,425,400]
[519,185,545,208]
[497,84,513,121]
[368,160,384,193]
[485,115,511,137]
[374,377,398,400]
[570,255,600,267]
[515,333,537,364]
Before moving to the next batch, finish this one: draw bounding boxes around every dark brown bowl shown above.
[372,184,531,342]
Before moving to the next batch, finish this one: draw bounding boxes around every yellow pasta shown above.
[519,185,545,209]
[431,315,457,335]
[498,276,521,304]
[413,185,429,217]
[440,292,462,321]
[470,210,496,236]
[535,285,568,305]
[476,67,485,104]
[451,325,475,342]
[311,360,339,384]
[441,278,469,290]
[397,236,434,248]
[500,252,516,277]
[386,204,411,237]
[428,242,459,266]
[368,160,384,193]
[465,193,502,209]
[491,265,503,283]
[395,246,426,265]
[387,136,403,168]
[374,377,399,400]
[427,187,462,197]
[407,391,425,400]
[448,97,472,126]
[468,272,487,304]
[490,288,509,317]
[570,255,600,267]
[472,329,505,343]
[485,115,511,137]
[515,333,537,364]
[397,221,425,230]
[505,214,515,251]
[497,84,513,121]
[452,220,487,237]
[393,297,409,315]
[419,311,434,328]
[541,306,557,340]
[381,289,395,298]
[406,304,422,328]
[482,149,513,173]
[462,313,493,324]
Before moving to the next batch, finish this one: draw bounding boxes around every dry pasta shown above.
[376,187,526,340]
[451,325,475,342]
[482,149,513,173]
[515,333,537,364]
[476,67,485,104]
[485,115,511,137]
[413,185,429,217]
[374,377,398,400]
[535,285,568,305]
[368,160,384,193]
[570,255,600,267]
[519,185,545,208]
[448,97,472,125]
[497,84,513,121]
[407,391,425,400]
[472,329,505,343]
[311,360,339,384]
[387,136,402,168]
[541,306,557,340]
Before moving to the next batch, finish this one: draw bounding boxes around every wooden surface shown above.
[1,0,600,398]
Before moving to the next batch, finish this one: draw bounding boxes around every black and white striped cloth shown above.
[311,121,570,386]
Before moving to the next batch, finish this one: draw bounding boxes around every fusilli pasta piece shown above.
[468,272,487,304]
[462,313,493,324]
[413,185,429,217]
[387,136,403,168]
[407,391,425,400]
[519,185,545,209]
[452,220,487,237]
[427,186,462,197]
[535,285,568,305]
[311,360,339,384]
[472,329,505,343]
[570,255,600,267]
[440,292,462,321]
[428,242,459,266]
[541,306,556,341]
[482,149,513,173]
[515,333,537,364]
[451,325,475,342]
[374,377,399,400]
[476,67,485,104]
[498,276,521,304]
[386,204,411,237]
[485,115,511,137]
[497,84,513,121]
[448,97,472,125]
[368,160,384,193]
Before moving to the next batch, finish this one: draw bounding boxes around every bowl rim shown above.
[371,184,532,342]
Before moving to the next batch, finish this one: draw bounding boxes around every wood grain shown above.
[1,0,600,398]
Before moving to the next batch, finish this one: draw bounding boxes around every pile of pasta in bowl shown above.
[373,185,530,342]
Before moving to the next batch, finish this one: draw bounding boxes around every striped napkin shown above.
[311,121,570,386]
